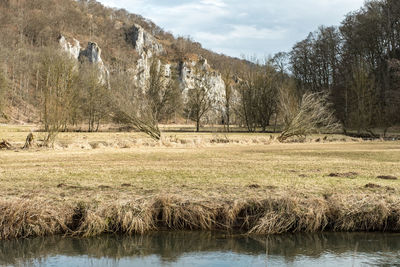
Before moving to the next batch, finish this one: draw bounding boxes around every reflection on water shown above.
[1,231,400,266]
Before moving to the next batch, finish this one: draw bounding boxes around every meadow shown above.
[0,125,399,239]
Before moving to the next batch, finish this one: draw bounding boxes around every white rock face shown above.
[126,24,164,55]
[79,42,102,63]
[59,26,227,122]
[164,64,171,78]
[79,42,110,85]
[59,36,109,85]
[125,24,166,90]
[126,25,226,122]
[59,36,81,59]
[180,56,226,122]
[134,52,153,92]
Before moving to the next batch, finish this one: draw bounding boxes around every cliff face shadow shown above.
[1,231,400,266]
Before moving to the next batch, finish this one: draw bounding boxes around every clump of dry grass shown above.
[151,196,220,230]
[2,194,400,240]
[327,195,399,232]
[0,200,74,239]
[74,201,156,237]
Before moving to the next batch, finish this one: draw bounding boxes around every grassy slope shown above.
[0,125,399,238]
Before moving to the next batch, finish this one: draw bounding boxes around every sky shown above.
[98,0,365,58]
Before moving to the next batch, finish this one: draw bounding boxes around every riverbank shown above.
[2,191,400,239]
[0,129,399,239]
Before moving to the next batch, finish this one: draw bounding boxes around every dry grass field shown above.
[0,124,399,239]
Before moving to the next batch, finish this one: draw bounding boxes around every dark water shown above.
[1,232,400,267]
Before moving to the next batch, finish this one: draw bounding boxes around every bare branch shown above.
[278,89,341,142]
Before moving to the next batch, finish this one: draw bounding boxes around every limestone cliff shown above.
[125,24,164,55]
[59,24,226,122]
[179,55,226,121]
[58,36,109,85]
[59,36,81,60]
[125,24,165,90]
[126,25,226,122]
[79,42,110,84]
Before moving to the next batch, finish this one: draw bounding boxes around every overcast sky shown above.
[98,0,365,58]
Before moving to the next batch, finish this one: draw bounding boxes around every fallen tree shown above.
[114,110,161,141]
[0,139,12,150]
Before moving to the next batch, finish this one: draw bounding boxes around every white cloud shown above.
[200,0,227,7]
[195,25,286,43]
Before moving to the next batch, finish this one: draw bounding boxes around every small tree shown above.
[185,71,214,132]
[278,87,340,142]
[38,49,78,146]
[239,62,279,132]
[222,69,233,132]
[79,64,111,132]
[348,60,378,136]
[147,59,182,122]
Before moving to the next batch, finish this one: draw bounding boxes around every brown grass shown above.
[0,125,399,239]
[2,194,400,239]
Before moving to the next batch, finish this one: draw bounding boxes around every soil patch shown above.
[328,172,358,178]
[377,175,398,180]
[365,183,381,188]
[57,183,67,188]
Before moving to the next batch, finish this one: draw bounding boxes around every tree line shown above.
[289,0,400,136]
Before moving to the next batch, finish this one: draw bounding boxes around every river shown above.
[1,231,400,266]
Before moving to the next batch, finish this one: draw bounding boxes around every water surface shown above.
[1,231,400,266]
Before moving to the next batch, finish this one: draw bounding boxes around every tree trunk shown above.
[225,102,230,132]
[261,123,266,133]
[22,133,34,149]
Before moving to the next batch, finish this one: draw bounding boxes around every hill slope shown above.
[0,0,248,124]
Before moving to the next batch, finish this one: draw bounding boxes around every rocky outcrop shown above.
[79,42,102,64]
[59,36,81,60]
[179,55,226,122]
[125,24,165,90]
[126,24,164,55]
[59,36,109,85]
[79,42,109,84]
[126,26,226,122]
[59,26,226,122]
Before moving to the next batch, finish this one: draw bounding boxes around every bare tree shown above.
[22,132,34,149]
[239,61,279,132]
[38,49,78,146]
[79,63,111,132]
[278,87,341,142]
[271,52,289,75]
[348,60,378,136]
[147,59,182,123]
[185,70,214,132]
[222,69,233,132]
[115,109,161,140]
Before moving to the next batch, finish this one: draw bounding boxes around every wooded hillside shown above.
[0,0,399,138]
